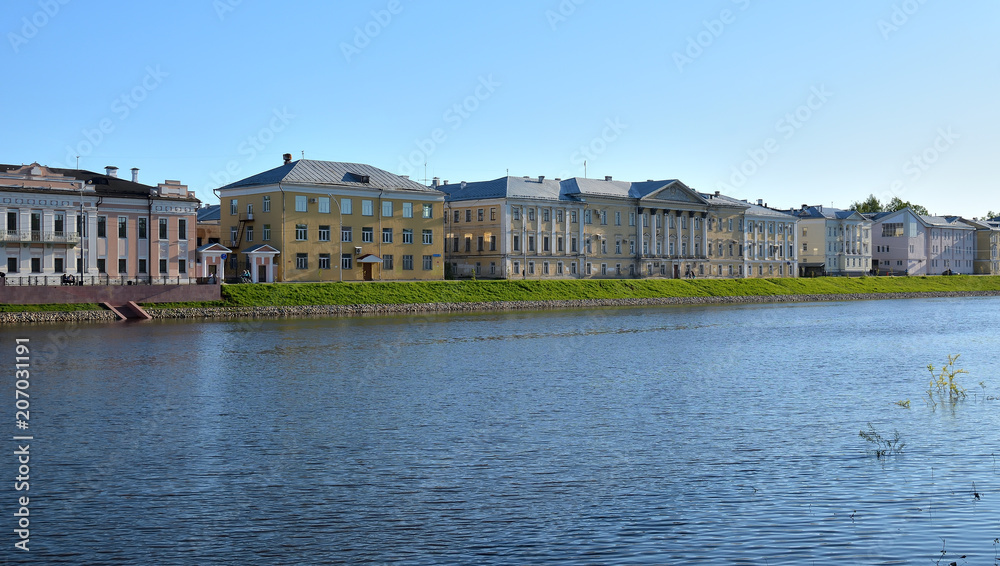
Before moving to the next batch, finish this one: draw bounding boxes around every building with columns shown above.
[702,193,799,278]
[1,163,199,283]
[441,175,732,279]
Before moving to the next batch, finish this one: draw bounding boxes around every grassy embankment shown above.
[4,275,1000,312]
[154,275,1000,308]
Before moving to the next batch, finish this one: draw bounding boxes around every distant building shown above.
[791,205,871,277]
[703,193,799,278]
[961,218,1000,275]
[869,208,976,275]
[0,162,199,282]
[218,155,446,282]
[197,204,221,247]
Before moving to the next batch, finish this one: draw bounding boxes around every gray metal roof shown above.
[438,176,565,202]
[704,193,794,219]
[197,204,220,221]
[221,159,439,193]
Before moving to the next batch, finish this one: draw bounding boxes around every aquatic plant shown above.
[894,399,910,409]
[859,423,904,459]
[926,354,968,409]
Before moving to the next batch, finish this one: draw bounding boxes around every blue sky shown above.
[3,0,997,217]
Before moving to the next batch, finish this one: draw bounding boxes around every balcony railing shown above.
[0,274,204,286]
[1,230,81,245]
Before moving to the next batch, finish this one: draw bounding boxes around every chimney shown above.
[801,204,808,210]
[605,175,612,182]
[461,181,467,190]
[282,153,292,165]
[131,168,139,183]
[538,175,545,183]
[757,199,763,206]
[715,190,721,196]
[443,180,449,185]
[105,166,118,178]
[432,177,440,188]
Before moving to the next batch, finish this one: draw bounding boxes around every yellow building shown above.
[702,191,748,278]
[219,157,445,282]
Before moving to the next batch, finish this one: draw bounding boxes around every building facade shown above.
[870,208,976,275]
[963,218,1000,275]
[219,157,446,282]
[1,163,199,282]
[791,205,871,276]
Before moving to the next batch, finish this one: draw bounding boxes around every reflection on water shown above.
[3,297,1000,564]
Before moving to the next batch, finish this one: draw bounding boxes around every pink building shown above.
[1,163,200,283]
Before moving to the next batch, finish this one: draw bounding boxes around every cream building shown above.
[791,205,871,276]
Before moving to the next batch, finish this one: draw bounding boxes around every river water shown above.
[3,297,999,564]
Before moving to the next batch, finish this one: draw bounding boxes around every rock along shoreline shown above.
[3,290,1000,324]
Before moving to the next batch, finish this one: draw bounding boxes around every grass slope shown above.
[5,276,1000,312]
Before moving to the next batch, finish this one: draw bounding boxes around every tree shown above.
[849,194,884,213]
[986,210,998,220]
[887,197,929,216]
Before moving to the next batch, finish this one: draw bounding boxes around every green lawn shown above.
[5,276,1000,313]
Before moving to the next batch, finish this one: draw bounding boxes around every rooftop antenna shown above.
[419,162,431,185]
[584,160,587,179]
[76,155,80,170]
[301,151,305,159]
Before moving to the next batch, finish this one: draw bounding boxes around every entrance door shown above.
[257,264,267,283]
[363,263,374,281]
[673,264,680,279]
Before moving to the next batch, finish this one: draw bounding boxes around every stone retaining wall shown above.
[5,290,998,324]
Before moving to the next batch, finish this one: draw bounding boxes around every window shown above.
[615,239,622,254]
[295,224,307,240]
[230,199,238,215]
[362,227,374,243]
[138,218,147,239]
[296,254,308,269]
[423,255,432,270]
[882,223,904,237]
[362,200,374,216]
[178,219,187,240]
[319,197,330,214]
[454,210,461,223]
[118,258,127,274]
[97,259,106,273]
[382,228,393,243]
[319,254,330,270]
[422,204,433,218]
[615,211,621,226]
[341,254,353,270]
[513,261,520,275]
[570,210,578,223]
[629,212,636,226]
[403,229,413,244]
[159,218,168,239]
[513,208,520,221]
[383,255,393,269]
[118,217,127,238]
[342,199,353,215]
[402,255,414,270]
[403,203,413,218]
[230,227,238,243]
[341,227,352,242]
[97,216,107,238]
[528,261,535,274]
[382,201,393,217]
[728,218,734,231]
[422,230,433,245]
[600,210,607,225]
[453,237,460,252]
[490,236,497,251]
[528,236,535,252]
[477,236,484,251]
[584,210,592,224]
[571,237,578,253]
[295,195,308,212]
[263,224,271,241]
[630,240,636,254]
[319,226,331,241]
[490,262,496,275]
[138,259,147,274]
[263,195,271,212]
[478,209,484,221]
[246,226,253,242]
[543,237,550,252]
[543,261,550,275]
[527,208,535,221]
[542,209,549,222]
[491,208,497,221]
[557,237,563,252]
[513,235,520,251]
